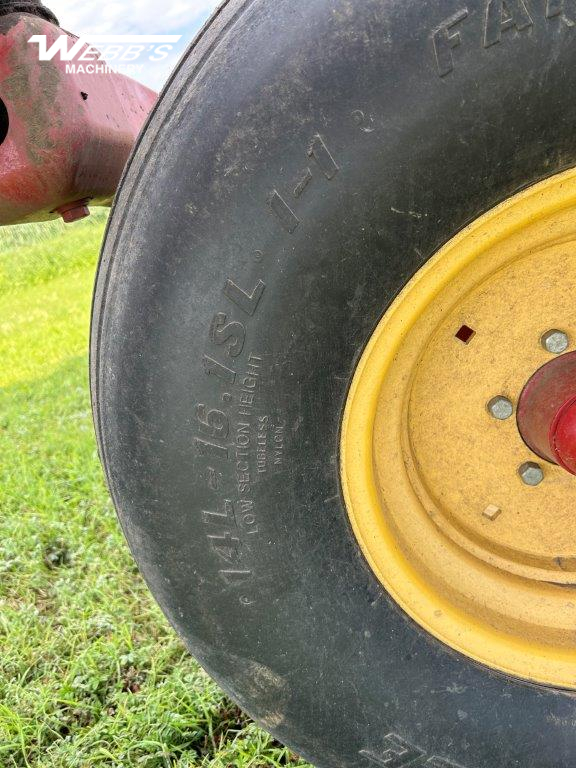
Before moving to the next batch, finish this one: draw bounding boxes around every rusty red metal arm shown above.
[0,12,157,225]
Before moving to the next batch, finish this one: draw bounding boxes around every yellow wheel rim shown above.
[341,167,576,689]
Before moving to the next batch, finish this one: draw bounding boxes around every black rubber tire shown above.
[91,2,576,766]
[0,2,58,24]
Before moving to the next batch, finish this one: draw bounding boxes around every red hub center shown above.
[517,351,576,475]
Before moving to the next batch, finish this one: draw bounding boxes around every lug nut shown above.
[487,396,514,420]
[518,461,544,487]
[541,329,569,355]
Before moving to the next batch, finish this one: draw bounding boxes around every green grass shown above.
[0,214,310,768]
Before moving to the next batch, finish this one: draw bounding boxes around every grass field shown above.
[0,214,310,768]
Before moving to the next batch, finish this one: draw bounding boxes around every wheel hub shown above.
[341,167,576,689]
[518,351,576,475]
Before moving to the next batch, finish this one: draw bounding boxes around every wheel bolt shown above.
[541,329,569,355]
[518,461,544,486]
[487,396,514,420]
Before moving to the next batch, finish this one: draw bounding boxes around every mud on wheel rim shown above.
[341,167,576,690]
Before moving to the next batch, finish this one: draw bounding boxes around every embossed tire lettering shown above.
[91,0,576,766]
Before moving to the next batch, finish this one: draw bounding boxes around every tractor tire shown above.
[91,1,576,766]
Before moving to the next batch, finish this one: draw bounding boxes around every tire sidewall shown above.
[93,2,576,766]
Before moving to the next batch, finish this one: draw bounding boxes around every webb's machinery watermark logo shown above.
[28,35,182,75]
